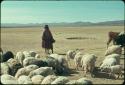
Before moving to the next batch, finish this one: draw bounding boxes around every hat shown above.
[44,25,49,28]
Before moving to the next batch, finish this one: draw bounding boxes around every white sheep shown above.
[18,75,32,84]
[25,64,39,72]
[66,80,77,84]
[23,51,31,58]
[41,75,57,84]
[15,67,26,79]
[1,62,10,75]
[105,65,123,79]
[51,76,69,84]
[23,57,36,67]
[28,67,55,78]
[105,54,120,64]
[76,77,93,84]
[7,58,22,76]
[35,54,41,59]
[1,74,18,84]
[49,54,68,67]
[81,54,97,77]
[31,75,44,84]
[66,50,76,66]
[100,57,118,72]
[74,52,83,70]
[16,51,25,65]
[49,54,69,73]
[15,65,39,79]
[105,45,122,56]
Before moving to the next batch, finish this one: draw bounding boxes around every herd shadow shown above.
[58,67,124,80]
[92,67,124,80]
[57,68,79,76]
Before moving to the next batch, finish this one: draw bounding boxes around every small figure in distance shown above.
[42,25,55,54]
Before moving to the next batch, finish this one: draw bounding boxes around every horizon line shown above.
[1,19,124,24]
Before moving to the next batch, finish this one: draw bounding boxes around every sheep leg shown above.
[90,66,95,77]
[84,65,88,77]
[117,72,122,79]
[68,59,72,68]
[109,72,113,78]
[117,74,120,79]
[75,61,79,70]
[74,59,77,70]
[81,64,84,71]
[81,60,84,71]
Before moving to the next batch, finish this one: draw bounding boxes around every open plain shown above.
[1,26,124,84]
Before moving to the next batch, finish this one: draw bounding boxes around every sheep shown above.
[100,58,118,72]
[23,57,48,67]
[105,45,122,56]
[31,75,44,84]
[74,52,83,70]
[49,54,69,74]
[66,50,77,67]
[29,51,37,57]
[51,76,69,84]
[44,57,59,74]
[25,64,39,72]
[35,54,41,59]
[23,51,31,58]
[15,51,25,65]
[1,62,10,75]
[1,51,14,62]
[66,80,78,84]
[18,75,32,84]
[1,74,18,84]
[41,75,57,84]
[105,54,120,64]
[104,65,123,79]
[15,68,26,79]
[7,58,22,76]
[23,57,36,67]
[15,65,39,79]
[81,54,97,77]
[28,67,55,78]
[76,77,93,84]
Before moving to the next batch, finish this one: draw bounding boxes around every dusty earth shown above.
[1,26,124,84]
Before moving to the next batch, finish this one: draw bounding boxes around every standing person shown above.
[42,25,55,54]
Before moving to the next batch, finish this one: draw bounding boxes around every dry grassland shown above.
[1,26,124,84]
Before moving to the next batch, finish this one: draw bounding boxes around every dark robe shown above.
[42,29,55,49]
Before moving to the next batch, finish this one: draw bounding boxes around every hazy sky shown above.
[1,1,124,23]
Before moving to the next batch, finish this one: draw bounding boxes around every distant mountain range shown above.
[1,20,124,28]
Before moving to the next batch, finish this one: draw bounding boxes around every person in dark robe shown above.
[42,25,55,54]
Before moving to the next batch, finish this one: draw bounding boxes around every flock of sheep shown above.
[0,44,124,84]
[66,45,123,78]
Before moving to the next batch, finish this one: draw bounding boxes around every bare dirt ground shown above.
[1,26,124,84]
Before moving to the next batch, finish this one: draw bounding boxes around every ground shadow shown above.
[93,67,124,80]
[57,68,79,76]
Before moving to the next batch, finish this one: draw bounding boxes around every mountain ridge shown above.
[1,20,124,28]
